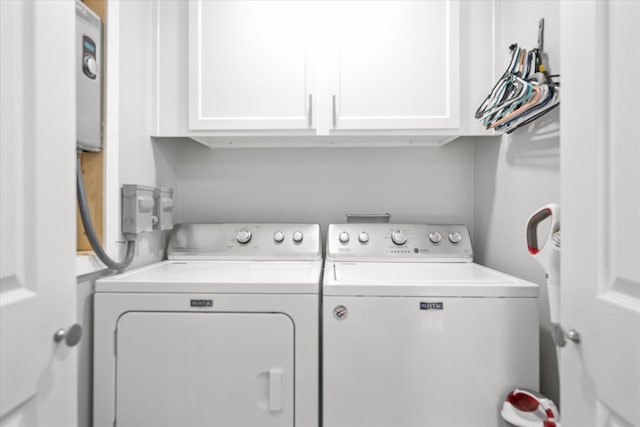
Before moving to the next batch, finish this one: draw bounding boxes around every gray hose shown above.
[77,153,135,272]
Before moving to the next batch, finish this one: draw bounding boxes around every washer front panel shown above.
[323,295,539,427]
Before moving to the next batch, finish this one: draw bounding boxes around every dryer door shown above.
[115,312,294,427]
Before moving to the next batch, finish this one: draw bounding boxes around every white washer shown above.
[323,223,539,427]
[94,223,322,427]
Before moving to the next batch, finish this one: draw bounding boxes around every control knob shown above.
[236,230,252,244]
[429,232,442,243]
[83,55,97,79]
[273,231,285,243]
[358,232,370,244]
[292,231,304,243]
[449,232,462,244]
[338,232,350,243]
[391,230,407,245]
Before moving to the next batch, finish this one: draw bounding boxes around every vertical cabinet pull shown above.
[268,368,284,412]
[308,94,313,128]
[332,95,337,128]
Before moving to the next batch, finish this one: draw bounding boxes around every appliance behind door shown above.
[76,1,102,152]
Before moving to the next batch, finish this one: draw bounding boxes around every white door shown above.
[561,2,640,426]
[188,0,314,131]
[116,312,294,427]
[330,0,460,130]
[0,1,78,426]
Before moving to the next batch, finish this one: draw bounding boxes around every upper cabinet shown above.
[152,0,492,144]
[330,1,459,130]
[188,1,313,131]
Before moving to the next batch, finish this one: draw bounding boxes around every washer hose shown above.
[77,152,135,272]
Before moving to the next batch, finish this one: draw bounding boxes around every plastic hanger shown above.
[489,83,542,129]
[475,18,561,134]
[475,45,523,120]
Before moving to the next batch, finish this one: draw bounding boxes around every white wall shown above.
[105,1,180,269]
[473,0,561,405]
[175,139,475,237]
[77,3,180,426]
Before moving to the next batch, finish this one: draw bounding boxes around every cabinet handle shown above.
[332,95,337,128]
[308,94,313,128]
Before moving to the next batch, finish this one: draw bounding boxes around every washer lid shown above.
[96,260,322,294]
[323,262,538,297]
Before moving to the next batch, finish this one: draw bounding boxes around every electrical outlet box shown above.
[122,185,155,235]
[153,187,174,231]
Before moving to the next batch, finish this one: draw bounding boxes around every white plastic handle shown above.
[268,368,284,412]
[526,203,561,323]
[526,203,560,256]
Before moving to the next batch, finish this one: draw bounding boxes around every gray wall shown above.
[472,0,561,404]
[175,139,476,237]
[473,128,560,404]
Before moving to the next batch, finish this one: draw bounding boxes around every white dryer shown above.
[323,223,539,427]
[94,223,322,427]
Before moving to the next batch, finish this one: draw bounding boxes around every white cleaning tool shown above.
[501,388,561,427]
[501,205,562,427]
[526,203,561,323]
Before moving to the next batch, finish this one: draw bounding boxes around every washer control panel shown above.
[168,223,321,260]
[326,223,473,262]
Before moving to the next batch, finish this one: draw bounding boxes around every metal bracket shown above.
[537,18,545,53]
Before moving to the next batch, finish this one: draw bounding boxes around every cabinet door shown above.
[116,312,294,427]
[331,1,460,130]
[189,1,313,131]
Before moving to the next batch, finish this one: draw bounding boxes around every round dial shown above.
[391,230,407,245]
[236,230,252,244]
[358,232,370,244]
[338,231,350,243]
[273,231,285,243]
[448,232,462,244]
[292,231,304,243]
[83,55,97,78]
[429,232,442,243]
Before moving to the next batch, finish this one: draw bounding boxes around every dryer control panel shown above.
[168,223,321,260]
[326,223,473,262]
